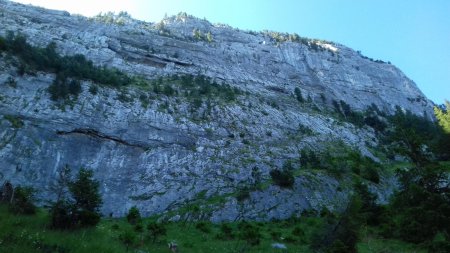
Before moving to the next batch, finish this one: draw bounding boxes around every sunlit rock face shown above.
[0,1,428,220]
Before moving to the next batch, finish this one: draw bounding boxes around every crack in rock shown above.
[56,128,148,150]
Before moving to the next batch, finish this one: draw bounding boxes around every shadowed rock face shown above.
[0,1,425,220]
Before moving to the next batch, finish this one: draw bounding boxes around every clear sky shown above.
[12,0,450,104]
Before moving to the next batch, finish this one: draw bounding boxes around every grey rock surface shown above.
[0,1,431,220]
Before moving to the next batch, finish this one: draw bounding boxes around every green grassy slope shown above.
[0,205,426,253]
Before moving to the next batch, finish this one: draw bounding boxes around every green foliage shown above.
[236,187,250,202]
[238,222,262,246]
[50,200,74,230]
[195,221,211,234]
[48,75,82,101]
[428,232,450,253]
[311,195,363,253]
[360,165,380,184]
[331,101,390,132]
[302,144,381,180]
[262,30,334,52]
[119,229,136,252]
[134,223,143,232]
[356,50,389,64]
[148,74,241,108]
[434,101,450,134]
[332,100,364,127]
[155,21,170,36]
[434,101,450,159]
[387,163,450,245]
[162,84,175,96]
[206,31,213,43]
[363,104,387,133]
[0,203,429,253]
[0,33,135,101]
[193,28,202,40]
[353,181,383,225]
[216,223,234,240]
[147,222,166,243]
[192,29,213,42]
[50,167,102,229]
[385,106,439,165]
[88,84,98,95]
[126,206,141,225]
[3,114,24,128]
[300,149,320,169]
[9,186,36,215]
[292,226,305,237]
[294,87,304,103]
[91,11,132,26]
[327,240,350,253]
[270,166,295,188]
[77,209,101,227]
[69,168,102,213]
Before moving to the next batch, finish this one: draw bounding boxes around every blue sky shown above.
[13,0,450,104]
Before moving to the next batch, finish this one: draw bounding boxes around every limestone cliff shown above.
[0,1,431,220]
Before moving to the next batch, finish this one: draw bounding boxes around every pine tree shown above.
[433,100,450,158]
[434,101,450,134]
[126,206,141,224]
[50,167,102,229]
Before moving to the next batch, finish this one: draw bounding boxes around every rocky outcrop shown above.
[0,1,431,220]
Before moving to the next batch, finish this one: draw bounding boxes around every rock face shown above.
[0,1,430,220]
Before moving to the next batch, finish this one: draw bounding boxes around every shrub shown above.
[206,32,213,43]
[50,167,102,229]
[119,229,136,252]
[236,187,250,202]
[77,209,100,227]
[216,223,234,240]
[311,195,362,253]
[126,206,141,224]
[354,181,383,226]
[69,168,102,213]
[88,84,98,95]
[385,106,439,165]
[239,223,262,246]
[134,224,143,232]
[0,33,134,101]
[428,233,450,253]
[294,87,304,103]
[9,186,36,215]
[270,169,295,188]
[300,149,321,169]
[328,239,350,253]
[292,226,305,237]
[195,221,211,233]
[48,76,82,101]
[270,230,282,240]
[50,200,74,229]
[147,222,166,243]
[162,85,175,96]
[388,164,450,244]
[4,115,24,128]
[361,166,380,184]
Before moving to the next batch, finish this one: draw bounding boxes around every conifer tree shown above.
[434,100,450,134]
